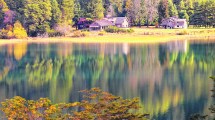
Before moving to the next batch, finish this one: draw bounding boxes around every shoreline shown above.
[0,34,215,45]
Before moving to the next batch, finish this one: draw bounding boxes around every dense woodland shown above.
[0,0,215,37]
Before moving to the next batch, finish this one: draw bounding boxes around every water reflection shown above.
[0,40,214,119]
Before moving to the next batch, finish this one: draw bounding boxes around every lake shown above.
[0,39,214,119]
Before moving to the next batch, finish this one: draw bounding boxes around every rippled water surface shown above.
[0,40,215,119]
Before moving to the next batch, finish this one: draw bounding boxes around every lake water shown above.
[0,40,214,119]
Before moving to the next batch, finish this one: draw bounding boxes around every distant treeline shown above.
[0,0,215,36]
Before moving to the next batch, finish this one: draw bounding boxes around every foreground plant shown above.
[1,88,149,119]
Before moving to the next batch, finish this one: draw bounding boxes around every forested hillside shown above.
[0,0,214,36]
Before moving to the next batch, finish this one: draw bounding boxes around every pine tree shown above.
[179,10,189,21]
[24,0,52,36]
[94,0,104,19]
[169,0,178,17]
[87,0,104,19]
[50,0,61,27]
[125,0,134,24]
[0,0,9,27]
[179,0,185,10]
[60,0,75,24]
[158,0,168,23]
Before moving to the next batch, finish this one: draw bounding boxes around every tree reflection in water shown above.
[0,40,214,119]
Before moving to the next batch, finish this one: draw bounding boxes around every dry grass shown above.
[132,27,215,36]
[0,27,215,45]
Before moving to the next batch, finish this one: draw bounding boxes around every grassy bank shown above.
[0,28,215,45]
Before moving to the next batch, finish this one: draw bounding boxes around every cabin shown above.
[77,18,93,30]
[160,17,187,29]
[89,19,114,31]
[105,17,129,28]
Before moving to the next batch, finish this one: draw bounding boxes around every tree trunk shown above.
[147,19,149,28]
[139,19,141,28]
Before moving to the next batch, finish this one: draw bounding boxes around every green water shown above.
[0,40,214,119]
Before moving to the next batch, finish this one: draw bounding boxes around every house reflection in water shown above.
[166,40,188,53]
[77,43,130,56]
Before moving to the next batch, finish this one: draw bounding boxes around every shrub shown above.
[81,28,89,32]
[54,24,72,36]
[81,31,89,37]
[6,31,14,39]
[47,29,64,37]
[0,29,8,39]
[98,31,106,36]
[127,28,135,33]
[13,21,27,39]
[72,30,82,37]
[1,88,149,119]
[72,31,89,37]
[105,26,134,33]
[105,26,119,33]
[177,30,189,35]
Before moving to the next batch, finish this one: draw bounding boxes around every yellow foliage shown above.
[13,42,28,61]
[13,21,27,39]
[6,31,14,39]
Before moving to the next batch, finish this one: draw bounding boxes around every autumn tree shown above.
[125,0,134,24]
[144,0,159,27]
[1,88,149,119]
[0,0,9,27]
[13,20,27,39]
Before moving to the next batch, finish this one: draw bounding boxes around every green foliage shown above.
[50,0,61,26]
[179,10,189,22]
[190,0,215,28]
[0,0,9,25]
[98,31,106,36]
[72,30,89,37]
[105,26,134,33]
[59,0,74,25]
[168,0,178,17]
[0,21,27,39]
[177,30,188,35]
[0,0,215,37]
[1,88,149,119]
[23,0,52,36]
[86,0,104,19]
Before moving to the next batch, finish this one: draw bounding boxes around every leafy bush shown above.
[1,88,149,119]
[72,31,89,37]
[54,24,72,36]
[127,28,135,33]
[81,31,90,37]
[105,26,134,33]
[13,21,28,39]
[47,29,64,37]
[0,28,14,39]
[98,31,106,36]
[0,21,27,39]
[177,30,189,35]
